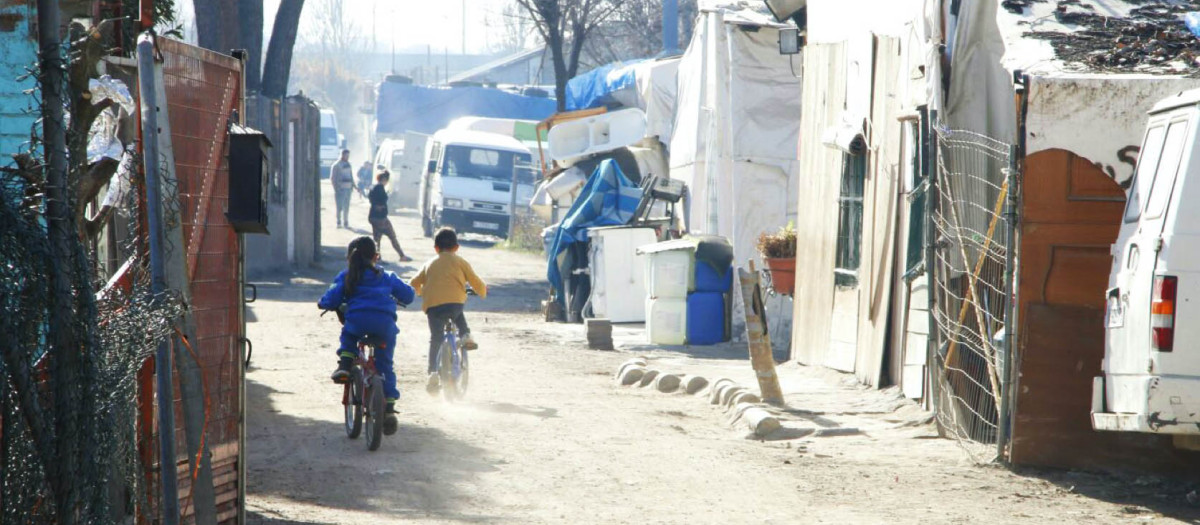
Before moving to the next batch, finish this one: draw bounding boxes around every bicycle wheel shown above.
[438,340,457,401]
[365,375,385,451]
[344,369,363,439]
[455,345,469,398]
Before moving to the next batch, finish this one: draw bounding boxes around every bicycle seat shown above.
[358,334,388,349]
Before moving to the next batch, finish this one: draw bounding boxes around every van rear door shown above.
[1106,111,1191,411]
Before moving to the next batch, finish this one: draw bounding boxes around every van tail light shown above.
[1151,275,1177,352]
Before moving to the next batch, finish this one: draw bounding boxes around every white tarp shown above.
[634,58,681,144]
[671,4,801,348]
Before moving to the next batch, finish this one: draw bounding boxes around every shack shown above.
[670,1,802,355]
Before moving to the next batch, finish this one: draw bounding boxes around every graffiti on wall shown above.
[1094,144,1139,189]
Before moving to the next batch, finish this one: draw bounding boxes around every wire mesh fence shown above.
[929,127,1016,462]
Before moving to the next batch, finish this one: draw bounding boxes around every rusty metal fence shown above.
[151,38,245,524]
[928,126,1018,463]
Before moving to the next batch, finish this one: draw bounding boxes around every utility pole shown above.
[663,0,680,55]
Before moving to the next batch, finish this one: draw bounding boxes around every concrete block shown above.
[654,374,682,393]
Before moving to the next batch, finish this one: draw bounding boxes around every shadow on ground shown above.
[246,379,502,521]
[1015,467,1200,523]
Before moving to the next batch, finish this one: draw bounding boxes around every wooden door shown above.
[1013,148,1197,472]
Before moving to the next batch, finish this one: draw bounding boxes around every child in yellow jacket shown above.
[409,228,488,392]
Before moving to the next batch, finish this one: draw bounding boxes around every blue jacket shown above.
[319,268,415,320]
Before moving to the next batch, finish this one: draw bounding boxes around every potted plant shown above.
[757,224,797,295]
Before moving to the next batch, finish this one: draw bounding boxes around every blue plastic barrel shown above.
[693,262,733,293]
[686,292,726,345]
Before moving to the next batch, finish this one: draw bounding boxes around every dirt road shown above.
[244,186,1199,524]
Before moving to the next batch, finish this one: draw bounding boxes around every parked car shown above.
[1093,88,1200,449]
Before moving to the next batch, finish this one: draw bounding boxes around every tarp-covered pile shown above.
[565,58,681,143]
[547,159,643,309]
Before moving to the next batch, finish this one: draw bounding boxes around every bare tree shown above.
[514,0,624,112]
[262,0,306,98]
[193,0,305,98]
[489,3,534,54]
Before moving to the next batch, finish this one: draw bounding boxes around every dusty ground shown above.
[244,185,1200,524]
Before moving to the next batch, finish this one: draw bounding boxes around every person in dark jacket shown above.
[319,236,415,433]
[368,170,412,262]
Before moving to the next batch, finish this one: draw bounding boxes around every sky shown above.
[265,0,516,55]
[177,1,519,55]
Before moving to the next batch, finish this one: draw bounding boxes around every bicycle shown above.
[324,308,391,451]
[431,289,475,401]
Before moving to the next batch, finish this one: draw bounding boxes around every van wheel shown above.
[422,213,434,238]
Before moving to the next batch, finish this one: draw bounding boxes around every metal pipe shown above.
[137,32,181,525]
[924,108,940,415]
[997,142,1019,460]
[663,0,680,55]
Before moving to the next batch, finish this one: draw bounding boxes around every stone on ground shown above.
[654,373,682,393]
[736,404,782,437]
[683,375,709,395]
[639,369,661,387]
[618,366,646,386]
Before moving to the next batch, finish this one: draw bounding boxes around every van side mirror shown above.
[427,160,437,174]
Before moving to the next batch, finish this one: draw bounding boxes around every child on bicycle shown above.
[408,228,487,393]
[318,236,415,432]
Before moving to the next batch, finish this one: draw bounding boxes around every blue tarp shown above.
[565,60,645,111]
[547,159,643,304]
[374,83,556,136]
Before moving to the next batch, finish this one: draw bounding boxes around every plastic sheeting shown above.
[670,7,800,272]
[547,159,643,306]
[375,83,556,137]
[565,60,644,111]
[670,6,800,350]
[87,75,134,163]
[565,58,681,143]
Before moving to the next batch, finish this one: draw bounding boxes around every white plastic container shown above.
[647,297,688,345]
[547,108,648,161]
[588,226,657,323]
[642,247,693,299]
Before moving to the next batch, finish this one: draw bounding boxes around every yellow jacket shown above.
[409,251,488,311]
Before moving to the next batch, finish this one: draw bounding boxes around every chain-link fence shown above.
[928,127,1017,462]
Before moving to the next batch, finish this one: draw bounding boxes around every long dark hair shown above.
[345,236,379,297]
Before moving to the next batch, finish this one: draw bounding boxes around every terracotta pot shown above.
[763,256,795,296]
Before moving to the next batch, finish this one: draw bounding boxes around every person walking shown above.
[369,170,413,262]
[356,160,373,200]
[330,149,355,228]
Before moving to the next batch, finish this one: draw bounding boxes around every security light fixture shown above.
[779,27,801,55]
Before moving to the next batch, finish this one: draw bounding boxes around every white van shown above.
[319,109,343,175]
[418,129,536,239]
[373,133,428,209]
[1093,89,1200,446]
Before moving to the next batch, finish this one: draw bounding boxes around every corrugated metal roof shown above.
[447,47,547,84]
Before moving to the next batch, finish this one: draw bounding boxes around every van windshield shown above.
[442,145,534,184]
[320,127,338,146]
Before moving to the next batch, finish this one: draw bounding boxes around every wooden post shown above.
[738,262,784,405]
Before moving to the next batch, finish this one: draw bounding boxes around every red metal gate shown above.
[143,38,246,524]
